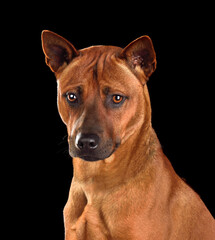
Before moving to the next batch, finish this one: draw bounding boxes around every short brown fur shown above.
[41,30,215,240]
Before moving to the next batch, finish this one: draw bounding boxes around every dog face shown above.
[42,31,156,161]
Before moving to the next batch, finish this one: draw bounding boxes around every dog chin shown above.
[70,150,115,162]
[79,155,104,162]
[74,151,114,162]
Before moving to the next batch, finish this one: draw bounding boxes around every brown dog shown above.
[41,30,215,240]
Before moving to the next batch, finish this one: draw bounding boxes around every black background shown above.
[7,5,214,239]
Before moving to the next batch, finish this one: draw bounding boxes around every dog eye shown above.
[112,95,123,104]
[66,93,78,103]
[108,94,127,108]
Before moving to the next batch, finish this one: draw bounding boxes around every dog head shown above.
[41,30,156,161]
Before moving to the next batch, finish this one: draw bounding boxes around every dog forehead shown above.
[58,45,141,92]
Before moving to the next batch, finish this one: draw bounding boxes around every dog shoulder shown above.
[169,179,215,238]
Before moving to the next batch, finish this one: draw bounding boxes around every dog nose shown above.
[76,133,99,151]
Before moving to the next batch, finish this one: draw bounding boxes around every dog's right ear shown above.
[41,30,79,73]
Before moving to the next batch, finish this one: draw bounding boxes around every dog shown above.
[41,30,215,240]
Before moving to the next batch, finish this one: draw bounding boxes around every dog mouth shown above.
[72,148,115,162]
[69,140,120,162]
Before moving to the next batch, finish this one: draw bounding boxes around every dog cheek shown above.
[112,109,132,143]
[120,99,143,143]
[57,98,70,125]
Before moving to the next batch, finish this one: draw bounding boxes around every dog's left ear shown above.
[120,36,156,81]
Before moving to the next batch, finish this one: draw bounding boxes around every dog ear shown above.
[41,30,79,73]
[120,36,156,81]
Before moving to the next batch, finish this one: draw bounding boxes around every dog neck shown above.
[72,123,164,190]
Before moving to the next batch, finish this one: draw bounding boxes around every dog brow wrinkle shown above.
[93,63,98,81]
[102,54,108,76]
